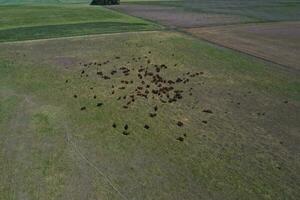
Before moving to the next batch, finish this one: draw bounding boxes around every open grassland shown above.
[0,4,161,42]
[0,31,299,199]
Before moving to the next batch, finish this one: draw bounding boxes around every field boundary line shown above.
[175,28,300,74]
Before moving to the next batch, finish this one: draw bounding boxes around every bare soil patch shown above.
[186,21,300,71]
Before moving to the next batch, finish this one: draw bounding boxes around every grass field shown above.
[0,4,161,42]
[0,0,299,199]
[0,31,299,199]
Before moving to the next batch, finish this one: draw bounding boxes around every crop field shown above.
[186,21,300,70]
[112,0,300,70]
[110,4,253,28]
[0,0,90,4]
[124,0,300,22]
[0,0,299,200]
[0,4,161,42]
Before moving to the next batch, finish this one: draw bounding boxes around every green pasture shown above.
[0,0,299,199]
[0,31,299,199]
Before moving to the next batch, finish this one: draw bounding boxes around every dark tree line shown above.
[90,0,120,5]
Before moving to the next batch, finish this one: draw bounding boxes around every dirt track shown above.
[186,22,300,71]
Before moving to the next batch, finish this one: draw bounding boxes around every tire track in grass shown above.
[63,124,129,200]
